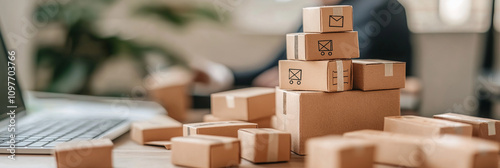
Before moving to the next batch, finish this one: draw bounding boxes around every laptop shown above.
[0,28,161,154]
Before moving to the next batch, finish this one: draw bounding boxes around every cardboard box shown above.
[279,60,352,92]
[276,88,400,155]
[211,87,275,121]
[425,135,499,168]
[238,128,291,163]
[286,32,359,61]
[55,139,113,168]
[353,59,406,91]
[305,135,375,168]
[384,115,473,137]
[203,114,273,128]
[183,121,257,137]
[171,135,240,168]
[130,115,183,144]
[303,5,354,33]
[344,130,425,167]
[434,113,500,142]
[271,115,281,130]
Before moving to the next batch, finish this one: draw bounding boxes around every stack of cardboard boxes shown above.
[276,5,405,155]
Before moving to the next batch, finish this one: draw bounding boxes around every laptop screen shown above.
[0,29,25,122]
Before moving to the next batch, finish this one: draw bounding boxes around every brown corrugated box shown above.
[306,135,375,168]
[352,59,406,91]
[286,32,359,61]
[424,135,499,168]
[183,121,257,138]
[171,135,240,168]
[130,115,183,144]
[434,113,500,142]
[279,60,352,92]
[211,87,275,121]
[344,130,425,167]
[303,5,354,33]
[238,128,291,163]
[203,114,272,128]
[275,88,400,155]
[384,115,473,137]
[55,139,113,168]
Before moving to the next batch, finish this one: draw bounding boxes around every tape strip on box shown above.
[267,132,279,162]
[332,7,343,15]
[226,96,235,108]
[487,121,496,136]
[384,63,393,77]
[336,60,344,91]
[294,35,298,59]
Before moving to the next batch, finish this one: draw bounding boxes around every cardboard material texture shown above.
[276,88,400,155]
[171,135,240,168]
[55,139,113,168]
[238,128,291,163]
[130,115,183,145]
[434,113,500,142]
[286,32,359,61]
[183,121,258,137]
[279,60,352,92]
[424,135,499,168]
[271,115,282,130]
[353,59,406,91]
[344,130,426,167]
[306,135,375,168]
[211,87,275,121]
[303,5,354,33]
[384,115,473,137]
[203,114,272,128]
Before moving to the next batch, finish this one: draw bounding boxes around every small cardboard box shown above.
[303,5,354,33]
[130,115,183,144]
[276,88,400,155]
[55,139,113,168]
[434,113,500,142]
[171,135,240,168]
[203,114,273,128]
[238,128,291,163]
[211,87,275,121]
[384,115,473,137]
[344,130,425,167]
[353,59,406,91]
[425,135,499,168]
[279,60,352,92]
[306,135,375,168]
[183,121,257,138]
[286,32,359,61]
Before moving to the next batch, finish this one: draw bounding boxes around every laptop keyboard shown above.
[0,119,126,148]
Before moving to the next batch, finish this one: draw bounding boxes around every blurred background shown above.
[1,0,500,121]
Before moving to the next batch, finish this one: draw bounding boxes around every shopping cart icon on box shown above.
[289,68,302,85]
[318,40,333,56]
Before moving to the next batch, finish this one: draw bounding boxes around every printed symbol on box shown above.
[329,15,344,27]
[332,69,349,85]
[289,69,302,85]
[318,40,333,56]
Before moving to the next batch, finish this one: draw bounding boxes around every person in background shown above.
[243,0,412,87]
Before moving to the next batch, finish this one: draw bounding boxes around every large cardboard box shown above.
[183,121,257,138]
[203,114,272,128]
[171,135,240,168]
[279,60,352,92]
[211,87,275,121]
[130,115,183,144]
[344,130,425,167]
[434,113,500,142]
[238,128,291,163]
[384,115,473,137]
[286,32,359,61]
[353,59,406,91]
[276,88,400,155]
[425,135,499,168]
[305,135,374,168]
[303,5,354,33]
[55,139,113,168]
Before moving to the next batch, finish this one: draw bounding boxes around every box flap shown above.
[353,59,404,65]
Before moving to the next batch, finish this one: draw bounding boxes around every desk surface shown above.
[0,109,496,168]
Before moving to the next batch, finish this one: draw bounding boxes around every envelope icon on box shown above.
[329,15,344,27]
